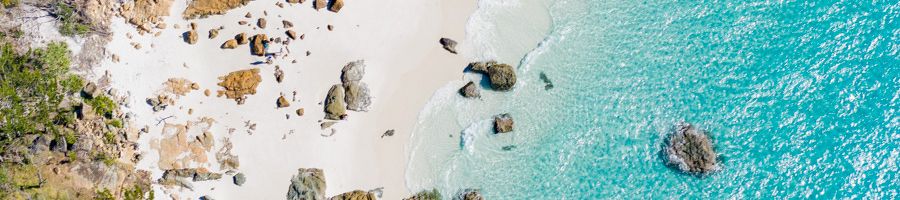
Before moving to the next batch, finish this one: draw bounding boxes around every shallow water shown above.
[408,0,900,199]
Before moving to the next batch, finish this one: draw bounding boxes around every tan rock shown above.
[282,20,293,28]
[257,18,267,29]
[329,0,343,13]
[184,30,199,44]
[221,39,239,49]
[217,68,262,104]
[204,89,211,96]
[236,33,249,44]
[286,30,297,40]
[277,96,290,108]
[314,0,326,10]
[183,0,251,19]
[208,29,219,39]
[250,34,268,56]
[295,108,304,116]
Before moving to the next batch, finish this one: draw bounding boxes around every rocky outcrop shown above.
[458,81,480,98]
[343,82,371,112]
[493,113,513,133]
[233,173,246,186]
[217,68,262,105]
[287,168,327,200]
[664,123,719,175]
[324,85,347,120]
[439,38,458,54]
[340,60,365,83]
[277,95,291,108]
[251,34,268,56]
[184,30,199,44]
[221,39,239,49]
[329,0,344,12]
[469,61,516,91]
[457,189,483,200]
[331,190,375,200]
[404,189,441,200]
[183,0,250,19]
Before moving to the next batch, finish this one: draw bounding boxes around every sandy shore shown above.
[99,0,476,199]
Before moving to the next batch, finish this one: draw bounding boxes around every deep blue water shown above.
[408,0,900,199]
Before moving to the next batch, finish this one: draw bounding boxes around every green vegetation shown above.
[86,94,117,118]
[409,189,442,200]
[94,188,114,200]
[1,0,18,8]
[107,119,123,129]
[123,185,153,200]
[103,132,115,144]
[0,41,78,149]
[53,2,91,36]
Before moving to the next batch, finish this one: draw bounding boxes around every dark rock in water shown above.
[457,189,483,200]
[664,123,719,175]
[468,61,516,91]
[233,173,246,186]
[458,81,480,98]
[287,168,327,200]
[539,72,554,90]
[439,38,458,54]
[501,145,516,151]
[404,189,440,200]
[493,113,513,133]
[324,84,347,120]
[330,190,376,200]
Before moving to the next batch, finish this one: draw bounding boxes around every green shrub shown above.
[86,95,116,118]
[103,132,115,144]
[60,74,83,94]
[107,119,123,129]
[54,2,90,36]
[1,0,18,8]
[94,188,114,200]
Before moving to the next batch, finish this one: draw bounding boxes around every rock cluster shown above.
[184,30,198,44]
[146,95,173,112]
[287,168,327,200]
[439,38,458,54]
[469,61,516,91]
[664,123,719,175]
[217,68,262,105]
[493,113,513,133]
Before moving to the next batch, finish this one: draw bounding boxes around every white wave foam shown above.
[465,0,522,61]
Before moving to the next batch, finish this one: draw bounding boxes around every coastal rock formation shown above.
[459,81,480,98]
[664,123,719,174]
[331,190,376,200]
[233,173,246,186]
[236,33,249,45]
[287,168,327,200]
[494,113,513,133]
[277,95,291,108]
[324,85,347,120]
[470,61,516,91]
[439,38,458,54]
[221,39,239,49]
[251,34,268,56]
[340,60,365,83]
[314,0,326,10]
[217,68,262,105]
[457,189,483,200]
[343,82,372,112]
[183,0,251,19]
[329,0,344,13]
[404,189,441,200]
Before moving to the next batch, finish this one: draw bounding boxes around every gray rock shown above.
[82,82,99,98]
[469,61,516,91]
[456,189,483,200]
[30,135,51,153]
[439,38,458,54]
[287,168,327,200]
[493,113,513,133]
[664,123,719,175]
[340,60,366,84]
[324,85,347,120]
[50,136,68,152]
[458,81,480,98]
[233,173,246,186]
[343,81,372,112]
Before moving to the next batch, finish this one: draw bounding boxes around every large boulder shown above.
[324,85,347,120]
[343,82,371,112]
[458,81,479,98]
[340,60,365,84]
[469,61,516,91]
[457,189,483,200]
[439,38,458,54]
[664,123,719,175]
[493,113,513,133]
[251,34,268,56]
[221,39,239,49]
[329,0,344,13]
[287,168,327,200]
[331,190,375,200]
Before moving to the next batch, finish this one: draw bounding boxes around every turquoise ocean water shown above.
[407,0,900,199]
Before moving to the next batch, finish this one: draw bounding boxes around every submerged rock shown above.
[664,123,719,175]
[539,72,554,90]
[286,168,326,200]
[458,81,480,98]
[343,81,372,112]
[331,190,375,200]
[469,61,516,91]
[493,113,513,133]
[439,38,458,54]
[324,84,347,120]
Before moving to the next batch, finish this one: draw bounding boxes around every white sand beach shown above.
[97,0,476,199]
